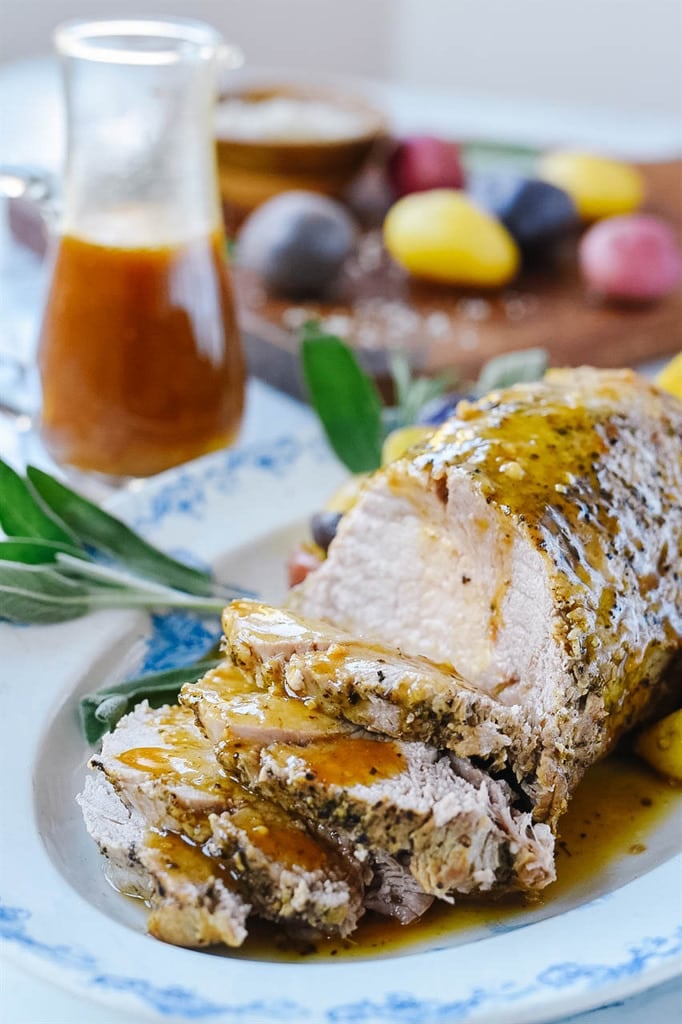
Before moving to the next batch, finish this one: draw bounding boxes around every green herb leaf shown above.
[301,327,383,473]
[26,466,219,598]
[475,348,548,396]
[54,553,226,613]
[0,555,226,624]
[0,458,78,545]
[462,141,539,176]
[389,352,455,429]
[389,351,413,411]
[0,561,91,623]
[80,659,221,742]
[0,538,87,564]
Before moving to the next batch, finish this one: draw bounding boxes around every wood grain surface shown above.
[235,161,681,398]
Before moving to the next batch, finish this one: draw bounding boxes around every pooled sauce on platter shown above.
[232,754,680,961]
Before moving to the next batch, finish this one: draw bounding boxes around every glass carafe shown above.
[37,18,245,478]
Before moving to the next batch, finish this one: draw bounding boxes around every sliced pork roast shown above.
[179,662,435,923]
[290,369,682,823]
[221,599,535,776]
[78,773,250,948]
[82,701,365,940]
[180,663,555,899]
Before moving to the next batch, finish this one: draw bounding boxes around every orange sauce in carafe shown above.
[38,231,244,477]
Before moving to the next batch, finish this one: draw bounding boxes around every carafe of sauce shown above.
[37,18,245,478]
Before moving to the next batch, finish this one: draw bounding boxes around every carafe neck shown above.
[56,19,226,247]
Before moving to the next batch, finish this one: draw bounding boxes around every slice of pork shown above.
[221,599,534,776]
[364,850,434,924]
[181,669,555,899]
[181,663,436,922]
[290,368,682,824]
[77,774,152,899]
[78,773,249,948]
[87,700,364,938]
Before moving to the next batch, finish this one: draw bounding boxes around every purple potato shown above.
[417,392,471,425]
[238,191,358,299]
[469,174,577,249]
[310,510,343,552]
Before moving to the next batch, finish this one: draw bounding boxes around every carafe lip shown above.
[54,17,225,66]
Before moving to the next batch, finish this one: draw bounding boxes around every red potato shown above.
[388,136,465,197]
[287,545,324,587]
[579,214,682,301]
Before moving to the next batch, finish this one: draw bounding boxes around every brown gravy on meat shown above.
[234,754,681,961]
[267,736,407,787]
[228,807,330,873]
[145,830,237,888]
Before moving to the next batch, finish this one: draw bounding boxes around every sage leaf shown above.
[0,561,90,623]
[80,659,221,743]
[475,348,548,396]
[53,554,226,614]
[0,557,226,623]
[389,352,454,429]
[0,538,87,564]
[301,328,383,473]
[0,458,78,545]
[26,466,218,598]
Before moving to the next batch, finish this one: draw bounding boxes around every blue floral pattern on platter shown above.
[1,902,680,1022]
[141,612,222,674]
[131,435,329,534]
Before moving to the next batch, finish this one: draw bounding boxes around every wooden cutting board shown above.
[235,161,682,399]
[9,161,681,400]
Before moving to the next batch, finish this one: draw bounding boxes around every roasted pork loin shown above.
[180,663,555,899]
[79,367,681,949]
[221,599,534,775]
[78,773,251,948]
[84,701,365,941]
[290,369,682,822]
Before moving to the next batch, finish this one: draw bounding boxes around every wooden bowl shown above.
[215,85,386,224]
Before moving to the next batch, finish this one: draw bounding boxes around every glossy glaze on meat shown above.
[292,369,682,822]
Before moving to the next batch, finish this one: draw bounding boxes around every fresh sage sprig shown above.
[388,351,455,430]
[301,325,383,473]
[0,561,91,623]
[0,459,78,545]
[0,558,227,625]
[300,322,548,474]
[0,457,248,624]
[80,658,221,743]
[474,347,548,396]
[0,538,87,564]
[26,466,226,598]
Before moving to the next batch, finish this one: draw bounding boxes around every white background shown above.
[2,0,681,117]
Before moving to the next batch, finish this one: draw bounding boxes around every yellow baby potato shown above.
[635,709,682,783]
[382,425,433,465]
[538,151,644,221]
[384,189,519,287]
[324,473,370,514]
[655,352,682,400]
